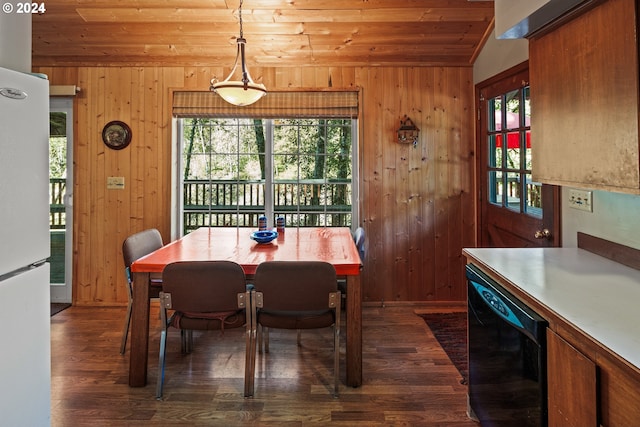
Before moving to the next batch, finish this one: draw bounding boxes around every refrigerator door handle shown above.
[0,259,47,282]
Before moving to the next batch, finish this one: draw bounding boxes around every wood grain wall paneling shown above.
[32,1,494,67]
[37,65,475,306]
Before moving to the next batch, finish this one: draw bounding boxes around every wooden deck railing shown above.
[183,179,352,232]
[50,178,66,229]
[49,178,353,233]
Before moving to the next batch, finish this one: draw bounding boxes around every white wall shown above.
[473,28,640,250]
[0,7,31,72]
[494,0,550,38]
[473,29,528,85]
[562,189,640,249]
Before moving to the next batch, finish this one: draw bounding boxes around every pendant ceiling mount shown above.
[210,0,267,106]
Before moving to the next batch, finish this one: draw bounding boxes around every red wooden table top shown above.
[131,227,362,276]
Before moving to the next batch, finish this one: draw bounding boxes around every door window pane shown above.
[489,134,501,168]
[505,132,521,168]
[488,96,501,132]
[506,172,521,212]
[488,171,503,205]
[525,174,542,216]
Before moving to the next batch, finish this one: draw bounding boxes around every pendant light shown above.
[210,0,267,106]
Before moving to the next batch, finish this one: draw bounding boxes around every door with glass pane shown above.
[477,63,559,248]
[49,98,73,302]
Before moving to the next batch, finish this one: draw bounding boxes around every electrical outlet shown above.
[568,188,592,212]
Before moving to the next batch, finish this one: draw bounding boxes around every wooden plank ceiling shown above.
[32,0,495,68]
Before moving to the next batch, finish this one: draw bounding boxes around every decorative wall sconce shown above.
[397,115,419,146]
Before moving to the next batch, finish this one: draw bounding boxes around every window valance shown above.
[172,89,359,119]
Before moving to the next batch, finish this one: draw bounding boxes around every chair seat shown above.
[258,310,334,330]
[170,309,246,331]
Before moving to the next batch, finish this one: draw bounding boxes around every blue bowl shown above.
[250,230,278,244]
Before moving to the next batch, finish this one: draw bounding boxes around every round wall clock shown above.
[102,121,132,150]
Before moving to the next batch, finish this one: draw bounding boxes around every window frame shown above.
[485,85,539,217]
[172,117,359,237]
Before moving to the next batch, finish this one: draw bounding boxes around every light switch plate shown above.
[106,176,125,190]
[568,188,592,212]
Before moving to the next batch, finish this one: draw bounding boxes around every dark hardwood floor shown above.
[51,305,477,426]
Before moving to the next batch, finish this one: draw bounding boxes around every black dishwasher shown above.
[466,264,548,427]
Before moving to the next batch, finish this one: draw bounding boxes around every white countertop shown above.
[463,247,640,371]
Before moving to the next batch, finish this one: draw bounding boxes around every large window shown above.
[177,117,357,234]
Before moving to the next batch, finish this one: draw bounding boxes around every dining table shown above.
[128,226,363,388]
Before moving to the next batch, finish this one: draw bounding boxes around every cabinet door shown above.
[547,329,597,427]
[599,354,640,427]
[529,0,640,192]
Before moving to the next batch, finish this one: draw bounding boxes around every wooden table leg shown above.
[128,271,150,387]
[345,273,362,387]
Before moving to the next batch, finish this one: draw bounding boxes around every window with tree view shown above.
[487,85,541,216]
[179,117,356,234]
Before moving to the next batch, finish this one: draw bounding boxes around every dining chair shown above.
[248,261,341,397]
[121,228,164,354]
[156,260,251,399]
[353,226,365,262]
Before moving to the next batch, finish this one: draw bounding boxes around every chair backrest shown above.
[162,261,247,313]
[122,228,164,269]
[353,227,365,261]
[253,261,337,312]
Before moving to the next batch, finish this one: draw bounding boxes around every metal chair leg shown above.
[333,323,340,397]
[180,330,186,353]
[156,306,169,399]
[120,284,133,355]
[333,291,341,397]
[180,330,193,354]
[244,290,254,397]
[248,290,258,397]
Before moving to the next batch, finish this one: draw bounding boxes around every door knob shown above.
[534,229,551,239]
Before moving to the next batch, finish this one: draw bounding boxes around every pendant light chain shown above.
[210,0,267,106]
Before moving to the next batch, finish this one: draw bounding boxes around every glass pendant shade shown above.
[211,36,266,106]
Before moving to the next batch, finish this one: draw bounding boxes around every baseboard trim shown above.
[362,300,466,311]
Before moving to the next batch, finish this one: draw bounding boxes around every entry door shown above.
[49,98,73,302]
[476,63,559,247]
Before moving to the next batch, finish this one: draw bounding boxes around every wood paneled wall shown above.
[36,65,475,306]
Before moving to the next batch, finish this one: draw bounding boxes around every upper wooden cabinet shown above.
[529,0,640,193]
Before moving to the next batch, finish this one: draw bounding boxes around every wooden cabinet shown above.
[599,354,640,427]
[547,326,640,427]
[547,329,597,427]
[529,0,640,193]
[464,245,640,427]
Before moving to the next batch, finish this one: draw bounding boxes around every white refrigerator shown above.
[0,67,51,426]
